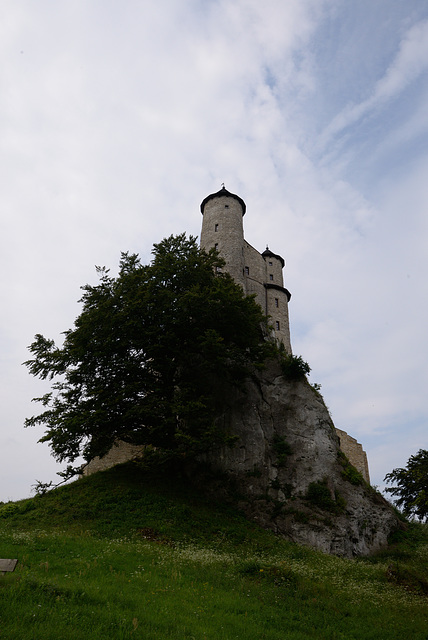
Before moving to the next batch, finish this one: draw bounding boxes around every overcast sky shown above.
[1,0,428,502]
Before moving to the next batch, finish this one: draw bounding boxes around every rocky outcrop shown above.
[201,359,400,557]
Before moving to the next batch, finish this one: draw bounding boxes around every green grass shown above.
[1,462,427,639]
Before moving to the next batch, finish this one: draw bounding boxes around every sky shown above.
[1,0,428,503]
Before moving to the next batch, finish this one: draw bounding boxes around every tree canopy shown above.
[384,449,428,521]
[25,234,270,467]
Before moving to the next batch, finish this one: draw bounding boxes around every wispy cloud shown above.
[316,18,428,155]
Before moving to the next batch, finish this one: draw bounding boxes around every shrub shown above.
[271,500,284,519]
[305,480,346,515]
[280,353,311,381]
[246,467,262,478]
[0,502,19,518]
[237,560,263,576]
[272,435,292,466]
[386,562,428,596]
[284,507,310,523]
[338,451,364,486]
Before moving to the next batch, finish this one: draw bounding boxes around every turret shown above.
[200,186,246,288]
[262,248,292,352]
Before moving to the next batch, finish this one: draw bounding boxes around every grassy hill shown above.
[1,462,427,639]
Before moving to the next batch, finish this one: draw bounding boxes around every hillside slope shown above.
[0,463,427,640]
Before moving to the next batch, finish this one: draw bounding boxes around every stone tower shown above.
[200,186,292,352]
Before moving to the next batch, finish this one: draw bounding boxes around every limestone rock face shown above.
[203,360,399,557]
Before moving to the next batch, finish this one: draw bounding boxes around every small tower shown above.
[200,186,246,288]
[200,186,292,352]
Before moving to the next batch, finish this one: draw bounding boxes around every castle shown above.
[200,186,292,352]
[83,186,370,486]
[200,185,370,484]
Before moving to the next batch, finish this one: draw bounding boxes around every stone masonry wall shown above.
[335,428,370,484]
[243,241,266,309]
[82,441,145,476]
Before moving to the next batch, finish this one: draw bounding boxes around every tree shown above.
[25,234,270,468]
[384,449,428,521]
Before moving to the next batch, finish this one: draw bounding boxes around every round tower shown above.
[262,248,292,353]
[200,186,246,288]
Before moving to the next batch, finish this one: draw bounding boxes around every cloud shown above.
[316,18,428,154]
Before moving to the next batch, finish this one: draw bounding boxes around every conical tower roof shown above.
[200,186,246,215]
[262,247,285,268]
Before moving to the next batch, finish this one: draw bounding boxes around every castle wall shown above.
[242,241,291,351]
[82,441,145,476]
[243,241,267,309]
[335,428,370,484]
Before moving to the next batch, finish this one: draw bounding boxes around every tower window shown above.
[275,298,279,307]
[214,243,218,251]
[275,321,280,331]
[269,261,273,266]
[269,274,273,281]
[244,266,249,275]
[215,223,219,232]
[225,204,229,208]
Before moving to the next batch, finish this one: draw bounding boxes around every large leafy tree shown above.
[25,234,269,467]
[384,449,428,521]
